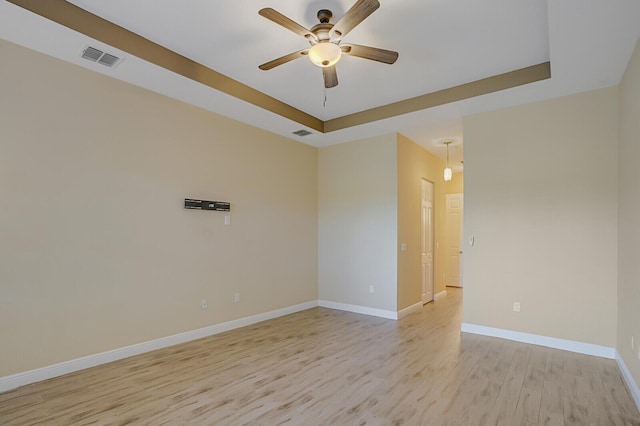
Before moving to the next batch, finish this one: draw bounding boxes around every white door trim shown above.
[445,193,463,287]
[421,179,434,303]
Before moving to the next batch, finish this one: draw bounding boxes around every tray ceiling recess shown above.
[7,0,551,134]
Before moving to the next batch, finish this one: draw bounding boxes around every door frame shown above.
[445,193,464,288]
[421,179,435,304]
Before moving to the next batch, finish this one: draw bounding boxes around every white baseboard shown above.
[318,300,398,320]
[435,290,447,300]
[461,322,616,359]
[0,300,317,393]
[398,290,448,318]
[616,350,640,408]
[398,301,423,318]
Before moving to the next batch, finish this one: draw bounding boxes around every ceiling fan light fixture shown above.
[308,42,342,67]
[258,1,397,87]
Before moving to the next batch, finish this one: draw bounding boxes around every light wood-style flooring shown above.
[1,288,639,425]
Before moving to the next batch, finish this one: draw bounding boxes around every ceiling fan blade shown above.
[323,66,338,88]
[331,0,380,41]
[259,8,318,42]
[259,50,309,70]
[341,44,398,64]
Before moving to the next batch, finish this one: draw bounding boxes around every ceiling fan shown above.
[258,0,399,89]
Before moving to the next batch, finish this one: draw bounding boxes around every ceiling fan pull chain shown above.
[323,87,328,108]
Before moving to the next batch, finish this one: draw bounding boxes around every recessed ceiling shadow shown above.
[305,0,345,25]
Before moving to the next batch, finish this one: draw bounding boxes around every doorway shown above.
[421,179,434,303]
[445,193,463,287]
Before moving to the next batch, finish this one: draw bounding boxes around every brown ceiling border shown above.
[8,0,324,132]
[324,62,551,132]
[9,0,551,136]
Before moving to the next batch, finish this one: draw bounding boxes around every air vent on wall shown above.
[81,46,122,68]
[292,129,312,137]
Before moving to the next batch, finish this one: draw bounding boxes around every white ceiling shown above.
[1,0,639,171]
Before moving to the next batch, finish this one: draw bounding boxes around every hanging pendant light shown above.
[443,141,452,181]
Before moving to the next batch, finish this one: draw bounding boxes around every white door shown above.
[445,193,463,287]
[421,180,434,303]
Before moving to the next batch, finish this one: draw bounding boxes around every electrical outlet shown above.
[400,243,407,252]
[234,293,240,303]
[201,299,207,309]
[369,285,375,294]
[513,302,520,312]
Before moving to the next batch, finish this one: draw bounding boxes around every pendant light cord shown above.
[446,142,450,168]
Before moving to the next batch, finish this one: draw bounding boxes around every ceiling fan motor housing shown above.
[310,23,333,42]
[317,9,333,24]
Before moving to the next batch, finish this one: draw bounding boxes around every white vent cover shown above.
[292,129,312,137]
[81,46,122,68]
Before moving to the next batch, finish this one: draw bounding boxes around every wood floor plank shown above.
[599,359,640,419]
[486,343,532,425]
[513,345,548,425]
[1,288,638,425]
[538,380,564,426]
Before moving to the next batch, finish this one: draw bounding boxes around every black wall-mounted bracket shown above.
[184,198,230,211]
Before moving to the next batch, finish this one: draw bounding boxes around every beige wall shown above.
[618,37,640,386]
[463,87,618,347]
[0,42,318,376]
[446,172,464,194]
[318,134,398,312]
[397,134,447,310]
[4,35,637,386]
